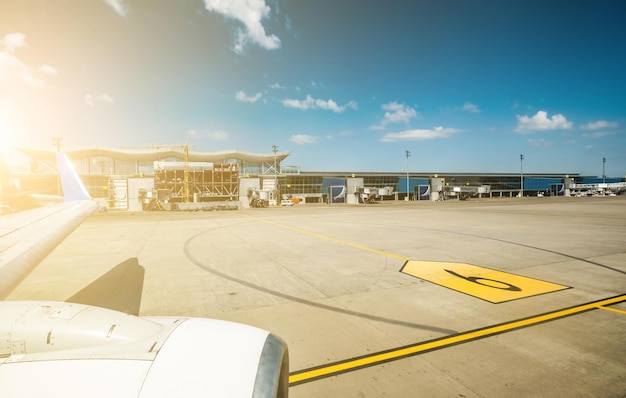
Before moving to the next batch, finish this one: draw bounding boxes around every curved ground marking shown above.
[183,229,456,334]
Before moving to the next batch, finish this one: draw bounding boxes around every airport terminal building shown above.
[12,147,625,211]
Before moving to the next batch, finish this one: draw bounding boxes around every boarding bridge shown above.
[443,185,490,200]
[570,182,626,196]
[354,187,394,203]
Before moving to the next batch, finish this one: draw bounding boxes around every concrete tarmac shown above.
[8,196,626,397]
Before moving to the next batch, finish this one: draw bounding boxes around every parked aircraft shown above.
[0,153,288,397]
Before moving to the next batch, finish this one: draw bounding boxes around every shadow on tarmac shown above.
[66,258,145,316]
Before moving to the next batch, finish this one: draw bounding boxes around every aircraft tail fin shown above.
[56,152,92,201]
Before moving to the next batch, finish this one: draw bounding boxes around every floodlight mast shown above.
[53,136,63,195]
[519,153,524,198]
[273,144,279,202]
[405,150,411,201]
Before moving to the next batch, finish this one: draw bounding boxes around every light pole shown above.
[53,136,62,195]
[405,150,411,201]
[602,157,606,184]
[519,153,524,198]
[272,144,279,203]
[52,136,62,152]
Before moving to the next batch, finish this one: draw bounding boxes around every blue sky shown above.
[1,0,625,176]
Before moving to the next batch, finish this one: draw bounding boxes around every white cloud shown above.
[383,102,417,123]
[0,52,42,88]
[85,93,115,107]
[235,90,262,103]
[284,15,292,31]
[1,33,27,52]
[98,94,114,103]
[189,129,229,141]
[516,111,573,133]
[209,130,229,140]
[0,34,52,89]
[289,134,320,145]
[373,102,418,129]
[269,82,285,89]
[583,130,615,138]
[462,102,481,113]
[100,0,127,17]
[580,120,618,130]
[282,95,357,113]
[38,65,58,75]
[203,0,281,53]
[380,126,461,142]
[527,138,552,148]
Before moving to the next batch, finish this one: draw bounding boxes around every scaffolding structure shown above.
[154,162,239,201]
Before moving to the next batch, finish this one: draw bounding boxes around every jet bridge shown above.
[570,182,626,196]
[354,186,394,203]
[444,185,490,200]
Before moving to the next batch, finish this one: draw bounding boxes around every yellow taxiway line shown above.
[239,213,409,261]
[598,305,626,315]
[289,294,626,385]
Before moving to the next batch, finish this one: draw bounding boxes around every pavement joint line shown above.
[239,213,409,261]
[288,294,626,386]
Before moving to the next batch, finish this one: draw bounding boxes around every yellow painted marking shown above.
[402,261,569,303]
[289,294,626,385]
[239,213,409,261]
[598,305,626,315]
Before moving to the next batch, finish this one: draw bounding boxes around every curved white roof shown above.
[17,147,291,164]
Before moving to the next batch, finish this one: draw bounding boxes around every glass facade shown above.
[281,176,323,195]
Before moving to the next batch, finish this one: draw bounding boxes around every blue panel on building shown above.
[322,178,345,193]
[418,185,430,200]
[523,178,561,190]
[398,178,429,193]
[553,183,565,196]
[330,186,346,203]
[582,177,622,184]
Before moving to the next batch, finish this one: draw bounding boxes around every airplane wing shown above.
[0,152,289,397]
[0,152,98,299]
